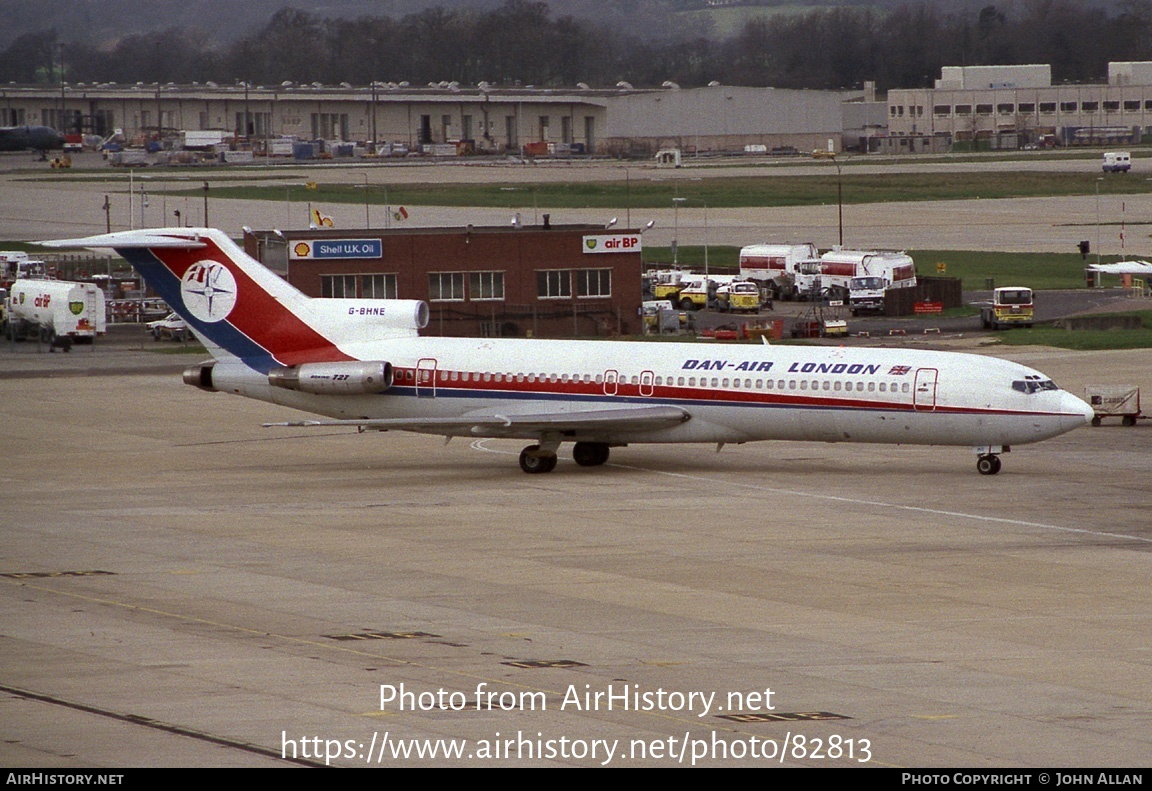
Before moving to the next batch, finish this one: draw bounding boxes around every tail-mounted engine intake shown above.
[268,361,393,395]
[183,362,217,392]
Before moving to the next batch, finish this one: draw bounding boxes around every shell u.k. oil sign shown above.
[290,239,383,260]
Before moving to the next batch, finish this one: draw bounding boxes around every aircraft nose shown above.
[1062,391,1095,425]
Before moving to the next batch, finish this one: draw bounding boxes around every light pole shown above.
[703,201,709,276]
[835,157,843,247]
[673,196,686,265]
[363,172,370,228]
[1096,177,1103,266]
[815,151,843,246]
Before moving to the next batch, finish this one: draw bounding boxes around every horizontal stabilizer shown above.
[38,230,209,250]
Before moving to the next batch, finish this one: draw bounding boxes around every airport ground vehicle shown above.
[147,312,191,341]
[1102,151,1131,173]
[40,229,1094,476]
[848,276,887,315]
[715,280,766,312]
[675,275,727,310]
[796,250,917,302]
[980,287,1034,330]
[641,300,685,334]
[1085,385,1142,426]
[5,278,106,348]
[738,243,819,299]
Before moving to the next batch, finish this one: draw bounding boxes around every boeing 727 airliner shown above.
[41,229,1094,475]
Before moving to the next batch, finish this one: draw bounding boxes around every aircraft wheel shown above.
[573,442,610,467]
[1091,417,1102,427]
[519,445,557,474]
[976,455,1001,475]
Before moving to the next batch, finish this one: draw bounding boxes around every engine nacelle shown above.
[268,361,393,395]
[183,362,217,392]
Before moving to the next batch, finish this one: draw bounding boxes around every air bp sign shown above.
[583,234,642,254]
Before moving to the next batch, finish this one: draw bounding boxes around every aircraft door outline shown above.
[914,367,938,411]
[603,369,619,396]
[416,357,438,398]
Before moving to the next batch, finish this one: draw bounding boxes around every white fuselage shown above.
[211,336,1092,449]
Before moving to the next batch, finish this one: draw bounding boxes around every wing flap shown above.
[265,405,691,437]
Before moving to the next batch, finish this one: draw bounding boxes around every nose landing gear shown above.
[976,454,1002,475]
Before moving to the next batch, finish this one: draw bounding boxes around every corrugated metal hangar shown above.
[2,82,870,155]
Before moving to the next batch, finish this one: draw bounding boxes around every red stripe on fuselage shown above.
[151,241,353,365]
[394,368,1068,417]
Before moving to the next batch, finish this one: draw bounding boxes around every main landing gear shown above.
[572,442,610,467]
[976,454,1002,475]
[518,442,611,473]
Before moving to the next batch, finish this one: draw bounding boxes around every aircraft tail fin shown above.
[39,228,427,372]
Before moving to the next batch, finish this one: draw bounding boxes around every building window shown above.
[469,271,505,301]
[1104,100,1120,112]
[505,115,517,147]
[1146,100,1152,111]
[311,112,349,140]
[933,105,951,116]
[537,270,571,299]
[1039,102,1056,113]
[576,269,611,298]
[976,104,993,115]
[997,103,1014,114]
[1124,100,1141,111]
[362,274,398,299]
[321,274,357,298]
[1060,101,1077,112]
[1018,103,1035,113]
[428,272,466,301]
[1081,101,1099,112]
[954,104,972,115]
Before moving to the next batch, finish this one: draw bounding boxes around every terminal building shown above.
[886,62,1152,151]
[243,223,644,338]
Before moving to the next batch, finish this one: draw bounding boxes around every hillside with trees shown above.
[1,0,1149,90]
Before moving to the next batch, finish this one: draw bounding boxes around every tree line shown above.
[3,0,1152,92]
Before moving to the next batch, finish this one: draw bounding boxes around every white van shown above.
[1103,152,1131,173]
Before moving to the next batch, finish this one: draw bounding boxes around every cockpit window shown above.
[1012,375,1058,394]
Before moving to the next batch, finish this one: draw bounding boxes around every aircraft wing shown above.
[1087,260,1152,275]
[265,405,691,437]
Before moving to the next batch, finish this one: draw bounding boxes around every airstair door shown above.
[914,368,938,411]
[416,358,438,398]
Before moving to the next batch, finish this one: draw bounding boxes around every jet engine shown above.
[183,362,217,391]
[268,361,393,395]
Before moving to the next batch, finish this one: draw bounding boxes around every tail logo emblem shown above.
[181,261,237,323]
